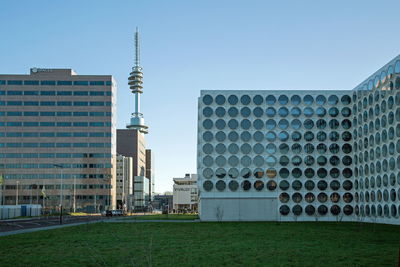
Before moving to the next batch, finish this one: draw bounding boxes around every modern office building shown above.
[116,154,133,210]
[0,68,117,212]
[146,149,155,200]
[152,194,173,213]
[116,28,152,211]
[173,174,198,212]
[197,55,400,224]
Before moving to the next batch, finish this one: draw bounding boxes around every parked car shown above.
[105,210,113,217]
[111,210,124,216]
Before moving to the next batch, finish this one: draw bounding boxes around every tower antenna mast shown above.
[127,27,148,134]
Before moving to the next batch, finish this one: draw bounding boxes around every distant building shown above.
[116,155,133,210]
[146,149,155,200]
[152,194,173,213]
[173,174,198,212]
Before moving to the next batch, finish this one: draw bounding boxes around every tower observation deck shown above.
[127,28,148,134]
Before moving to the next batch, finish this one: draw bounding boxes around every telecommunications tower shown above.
[127,28,148,134]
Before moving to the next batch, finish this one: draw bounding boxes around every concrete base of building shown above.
[199,199,400,225]
[199,197,278,221]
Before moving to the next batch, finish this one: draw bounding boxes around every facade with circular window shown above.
[351,57,400,225]
[198,56,400,224]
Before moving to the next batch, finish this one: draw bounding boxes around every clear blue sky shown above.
[1,0,399,193]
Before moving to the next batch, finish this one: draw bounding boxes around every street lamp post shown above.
[54,164,63,224]
[30,184,33,205]
[16,181,19,205]
[73,175,76,213]
[0,172,4,206]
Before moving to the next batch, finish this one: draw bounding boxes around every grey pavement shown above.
[0,217,200,237]
[109,219,200,223]
[0,219,106,237]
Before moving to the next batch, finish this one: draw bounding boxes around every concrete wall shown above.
[200,198,278,221]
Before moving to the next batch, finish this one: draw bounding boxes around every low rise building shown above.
[133,176,150,211]
[116,154,133,210]
[173,174,198,213]
[151,194,173,213]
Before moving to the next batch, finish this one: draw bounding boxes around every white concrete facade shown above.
[173,174,198,212]
[197,55,400,224]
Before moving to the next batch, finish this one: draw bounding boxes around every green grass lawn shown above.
[125,214,199,220]
[1,222,399,266]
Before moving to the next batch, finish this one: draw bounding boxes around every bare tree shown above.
[215,206,224,222]
[314,212,319,222]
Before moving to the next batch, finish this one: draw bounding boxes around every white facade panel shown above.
[197,54,400,224]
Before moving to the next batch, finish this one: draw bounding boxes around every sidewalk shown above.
[0,219,106,237]
[109,219,200,223]
[0,217,200,237]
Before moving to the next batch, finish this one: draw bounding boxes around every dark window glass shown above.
[317,180,327,190]
[279,168,289,178]
[341,95,351,105]
[254,180,264,191]
[240,107,251,117]
[317,168,327,178]
[305,180,315,190]
[228,95,238,105]
[304,131,314,141]
[24,80,39,85]
[329,107,339,117]
[253,95,263,105]
[242,180,251,190]
[266,180,277,191]
[280,205,290,215]
[279,180,289,190]
[328,95,338,105]
[305,205,315,215]
[57,81,73,86]
[292,180,302,190]
[203,119,213,129]
[278,107,289,117]
[266,107,276,117]
[41,80,56,85]
[228,119,238,129]
[73,81,89,86]
[304,143,314,154]
[215,95,226,105]
[203,95,213,105]
[316,119,326,129]
[253,107,263,117]
[203,107,213,117]
[240,95,251,105]
[278,95,288,105]
[291,95,301,105]
[7,80,23,85]
[317,143,327,154]
[215,107,226,117]
[203,181,213,191]
[316,107,326,117]
[303,95,314,105]
[305,168,315,179]
[215,119,226,130]
[318,205,328,215]
[316,95,326,105]
[304,119,314,129]
[228,107,238,117]
[266,95,276,105]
